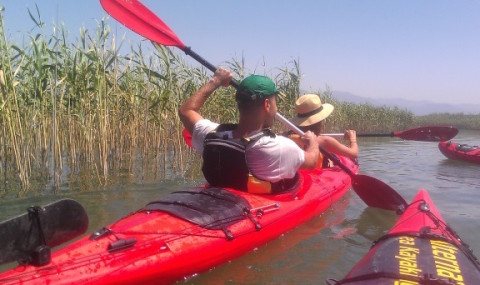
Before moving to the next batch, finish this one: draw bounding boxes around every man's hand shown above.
[344,130,357,144]
[179,67,233,135]
[211,67,233,88]
[302,130,319,149]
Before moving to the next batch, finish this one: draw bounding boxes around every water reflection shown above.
[0,130,479,283]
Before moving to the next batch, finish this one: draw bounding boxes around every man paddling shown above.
[179,67,319,194]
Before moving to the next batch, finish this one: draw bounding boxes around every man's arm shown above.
[317,130,358,159]
[178,68,232,134]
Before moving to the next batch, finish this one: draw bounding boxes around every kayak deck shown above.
[331,189,480,285]
[0,156,357,284]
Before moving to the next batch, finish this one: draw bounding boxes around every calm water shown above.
[1,129,479,284]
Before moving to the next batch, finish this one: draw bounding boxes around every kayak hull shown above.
[438,141,480,165]
[334,189,480,285]
[0,157,357,284]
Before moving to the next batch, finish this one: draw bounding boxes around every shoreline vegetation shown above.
[0,9,478,196]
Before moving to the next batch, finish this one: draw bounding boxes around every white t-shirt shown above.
[192,119,305,182]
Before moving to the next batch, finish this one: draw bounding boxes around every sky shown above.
[1,0,480,106]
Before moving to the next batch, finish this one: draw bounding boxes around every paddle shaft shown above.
[323,125,459,141]
[322,132,395,138]
[181,46,240,89]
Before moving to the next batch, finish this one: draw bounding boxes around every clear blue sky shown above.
[2,0,480,105]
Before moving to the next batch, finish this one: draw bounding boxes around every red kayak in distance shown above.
[438,141,480,165]
[329,189,480,284]
[0,157,357,284]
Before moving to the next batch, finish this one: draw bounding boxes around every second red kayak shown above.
[329,189,480,284]
[438,141,480,165]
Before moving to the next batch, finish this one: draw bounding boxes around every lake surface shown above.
[1,129,479,284]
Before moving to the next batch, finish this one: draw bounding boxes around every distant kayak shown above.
[438,141,480,165]
[0,156,357,284]
[329,189,480,284]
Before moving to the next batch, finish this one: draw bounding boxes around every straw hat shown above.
[290,94,334,127]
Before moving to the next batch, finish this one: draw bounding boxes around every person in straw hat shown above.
[289,94,358,167]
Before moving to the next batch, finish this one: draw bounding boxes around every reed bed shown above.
[320,95,414,133]
[0,8,415,196]
[414,113,480,130]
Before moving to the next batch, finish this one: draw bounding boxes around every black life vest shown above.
[202,124,299,194]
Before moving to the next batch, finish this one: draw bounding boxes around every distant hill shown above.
[331,91,480,116]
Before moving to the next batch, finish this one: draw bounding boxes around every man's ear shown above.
[263,98,271,112]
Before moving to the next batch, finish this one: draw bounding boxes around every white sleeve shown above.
[246,135,305,182]
[191,119,219,154]
[275,136,305,178]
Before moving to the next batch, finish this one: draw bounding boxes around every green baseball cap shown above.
[236,75,279,102]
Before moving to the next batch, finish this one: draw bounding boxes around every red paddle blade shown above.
[182,128,193,147]
[100,0,186,49]
[394,126,458,142]
[352,174,407,212]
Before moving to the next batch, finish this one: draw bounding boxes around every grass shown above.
[414,113,480,130]
[0,7,444,196]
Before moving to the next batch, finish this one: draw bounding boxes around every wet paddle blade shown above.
[101,0,225,78]
[100,0,186,49]
[0,199,89,265]
[394,126,458,142]
[352,174,407,212]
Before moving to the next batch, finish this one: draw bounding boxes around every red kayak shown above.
[438,141,480,165]
[0,157,357,284]
[329,189,480,284]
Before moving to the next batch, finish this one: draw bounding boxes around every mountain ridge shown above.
[331,91,480,116]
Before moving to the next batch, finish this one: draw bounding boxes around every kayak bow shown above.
[330,189,480,284]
